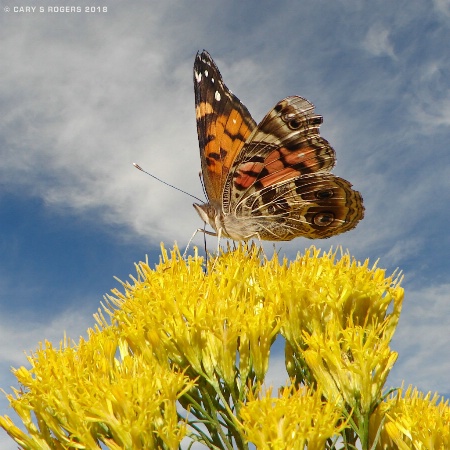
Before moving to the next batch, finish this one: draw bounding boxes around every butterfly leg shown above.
[182,228,218,259]
[240,232,269,260]
[215,228,223,256]
[183,229,199,259]
[259,233,271,258]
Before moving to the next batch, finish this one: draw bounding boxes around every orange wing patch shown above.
[258,146,320,187]
[258,167,302,187]
[203,108,254,179]
[233,146,316,191]
[195,101,214,118]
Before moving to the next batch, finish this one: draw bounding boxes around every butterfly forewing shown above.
[194,51,257,203]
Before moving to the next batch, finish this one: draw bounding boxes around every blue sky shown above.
[1,0,450,447]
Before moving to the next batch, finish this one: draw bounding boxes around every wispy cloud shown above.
[410,62,450,129]
[362,24,396,59]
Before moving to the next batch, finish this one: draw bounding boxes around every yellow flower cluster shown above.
[0,244,448,450]
[370,385,450,449]
[0,328,194,449]
[238,385,347,450]
[111,245,282,390]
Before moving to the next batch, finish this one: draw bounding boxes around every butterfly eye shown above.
[316,189,334,200]
[313,212,335,226]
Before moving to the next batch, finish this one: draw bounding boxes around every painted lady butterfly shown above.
[193,50,364,241]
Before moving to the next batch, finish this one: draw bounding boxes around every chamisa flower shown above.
[1,243,446,450]
[369,384,450,449]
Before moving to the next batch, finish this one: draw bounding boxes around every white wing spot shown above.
[297,152,305,159]
[233,119,237,124]
[215,91,221,101]
[211,77,215,83]
[194,71,202,83]
[204,69,209,77]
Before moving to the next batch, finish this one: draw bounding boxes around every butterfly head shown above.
[193,202,219,231]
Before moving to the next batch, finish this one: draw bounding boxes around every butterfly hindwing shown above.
[233,173,363,240]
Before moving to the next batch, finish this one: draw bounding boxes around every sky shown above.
[1,0,450,447]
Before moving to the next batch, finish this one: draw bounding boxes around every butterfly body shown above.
[193,51,364,241]
[194,201,261,241]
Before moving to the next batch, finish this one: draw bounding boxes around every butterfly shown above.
[193,50,364,242]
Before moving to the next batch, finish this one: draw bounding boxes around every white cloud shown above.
[412,93,450,129]
[0,6,203,244]
[407,60,450,129]
[362,24,396,59]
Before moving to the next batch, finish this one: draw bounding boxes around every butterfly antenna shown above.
[133,163,204,203]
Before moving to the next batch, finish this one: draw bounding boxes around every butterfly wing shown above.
[224,96,364,239]
[224,96,335,208]
[194,51,257,203]
[233,173,364,240]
